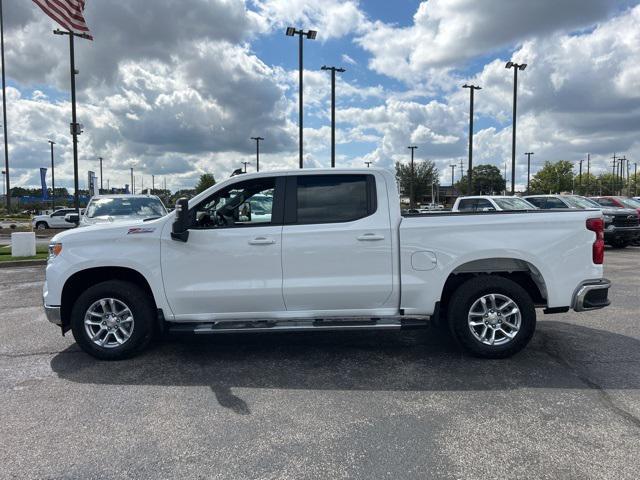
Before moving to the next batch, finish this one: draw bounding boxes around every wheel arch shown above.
[60,266,158,332]
[439,258,548,313]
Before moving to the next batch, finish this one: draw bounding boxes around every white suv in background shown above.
[32,208,78,230]
[67,195,168,226]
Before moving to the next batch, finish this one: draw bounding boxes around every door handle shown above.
[357,233,385,241]
[248,237,276,245]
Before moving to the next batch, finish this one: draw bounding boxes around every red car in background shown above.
[590,196,640,216]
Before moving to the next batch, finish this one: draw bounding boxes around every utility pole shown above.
[321,66,345,168]
[98,157,103,194]
[577,158,584,193]
[407,146,417,208]
[242,161,250,173]
[250,136,264,172]
[524,152,534,193]
[286,27,317,169]
[462,84,481,193]
[586,153,590,195]
[152,174,155,194]
[0,0,10,211]
[611,153,617,194]
[634,162,638,196]
[505,61,527,195]
[130,167,134,195]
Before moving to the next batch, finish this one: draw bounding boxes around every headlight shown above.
[48,242,63,259]
[603,214,613,223]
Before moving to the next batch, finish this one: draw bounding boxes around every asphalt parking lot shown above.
[1,250,639,480]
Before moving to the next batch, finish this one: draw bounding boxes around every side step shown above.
[167,317,430,335]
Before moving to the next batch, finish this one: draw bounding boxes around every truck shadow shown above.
[51,321,640,414]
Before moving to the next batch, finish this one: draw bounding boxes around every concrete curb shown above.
[0,259,47,268]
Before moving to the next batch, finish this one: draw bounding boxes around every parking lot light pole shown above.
[321,66,345,168]
[242,161,251,173]
[577,158,584,193]
[634,162,637,196]
[48,141,56,210]
[462,84,481,193]
[286,27,317,169]
[250,136,264,172]
[450,164,456,188]
[524,152,534,193]
[505,61,527,195]
[365,161,372,168]
[408,146,417,208]
[130,167,134,195]
[586,153,590,195]
[98,156,103,194]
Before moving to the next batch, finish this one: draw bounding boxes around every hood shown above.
[81,215,150,225]
[600,207,638,216]
[51,215,169,243]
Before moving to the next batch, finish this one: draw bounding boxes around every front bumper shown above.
[573,278,611,312]
[44,305,62,326]
[604,225,640,240]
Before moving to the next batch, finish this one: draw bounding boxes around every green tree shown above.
[194,173,216,195]
[529,161,575,194]
[455,164,506,195]
[395,160,439,206]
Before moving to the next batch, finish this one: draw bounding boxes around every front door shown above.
[162,176,286,320]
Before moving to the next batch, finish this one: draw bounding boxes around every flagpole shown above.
[0,0,10,211]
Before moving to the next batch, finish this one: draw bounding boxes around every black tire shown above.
[609,239,628,249]
[35,221,48,230]
[71,280,155,360]
[447,275,536,359]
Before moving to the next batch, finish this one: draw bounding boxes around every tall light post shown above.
[286,27,317,169]
[98,156,103,194]
[450,164,456,188]
[242,161,251,173]
[130,167,134,195]
[250,136,263,172]
[586,153,591,195]
[364,161,372,168]
[407,146,417,208]
[634,162,637,196]
[1,169,4,199]
[152,174,155,194]
[462,84,481,194]
[524,152,534,193]
[577,158,584,193]
[505,61,527,195]
[48,141,56,210]
[321,65,345,168]
[0,0,9,211]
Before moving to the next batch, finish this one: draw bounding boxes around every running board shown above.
[167,317,430,335]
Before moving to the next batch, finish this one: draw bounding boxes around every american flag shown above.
[32,0,93,40]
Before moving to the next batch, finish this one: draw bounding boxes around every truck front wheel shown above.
[447,275,536,359]
[70,280,154,360]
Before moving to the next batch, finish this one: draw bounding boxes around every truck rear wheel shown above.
[447,275,536,359]
[70,280,154,360]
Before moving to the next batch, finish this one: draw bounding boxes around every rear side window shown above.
[525,197,546,208]
[457,199,476,212]
[545,197,566,209]
[595,198,616,207]
[294,174,375,224]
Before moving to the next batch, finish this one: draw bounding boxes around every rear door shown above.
[281,173,394,313]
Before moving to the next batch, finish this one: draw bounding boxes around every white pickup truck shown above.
[43,168,610,360]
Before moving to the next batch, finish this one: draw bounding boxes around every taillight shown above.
[586,217,604,265]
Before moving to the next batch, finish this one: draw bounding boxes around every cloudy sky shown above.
[1,0,639,191]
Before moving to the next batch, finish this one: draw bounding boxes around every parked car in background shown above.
[452,196,537,212]
[32,208,78,230]
[66,195,168,226]
[524,194,640,248]
[44,168,609,361]
[590,196,640,216]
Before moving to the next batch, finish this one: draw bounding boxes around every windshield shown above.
[563,196,601,209]
[617,197,640,209]
[493,197,536,210]
[86,197,167,219]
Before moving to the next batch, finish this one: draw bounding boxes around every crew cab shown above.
[43,169,610,360]
[452,195,537,212]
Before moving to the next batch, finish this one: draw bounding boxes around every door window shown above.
[595,198,616,207]
[457,199,476,212]
[192,178,277,229]
[525,197,546,208]
[475,199,495,211]
[293,175,374,224]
